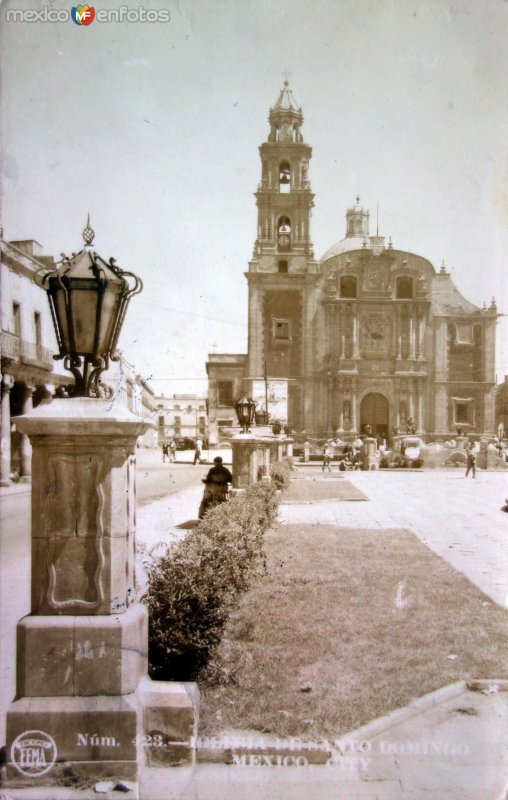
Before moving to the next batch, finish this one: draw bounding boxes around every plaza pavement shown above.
[2,461,508,799]
[280,468,508,608]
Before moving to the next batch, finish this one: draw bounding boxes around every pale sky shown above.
[1,0,507,394]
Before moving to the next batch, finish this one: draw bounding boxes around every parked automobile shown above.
[402,437,421,460]
[175,437,196,451]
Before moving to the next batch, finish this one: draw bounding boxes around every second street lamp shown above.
[234,393,257,434]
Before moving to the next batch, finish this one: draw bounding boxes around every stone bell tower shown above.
[250,81,315,272]
[247,82,319,430]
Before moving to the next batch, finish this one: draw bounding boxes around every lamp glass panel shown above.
[98,280,123,353]
[52,287,71,352]
[72,288,99,354]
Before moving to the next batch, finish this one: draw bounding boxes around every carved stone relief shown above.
[45,453,105,612]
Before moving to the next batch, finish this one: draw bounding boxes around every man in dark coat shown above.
[198,457,233,518]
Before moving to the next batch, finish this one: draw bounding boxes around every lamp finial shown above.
[82,214,95,246]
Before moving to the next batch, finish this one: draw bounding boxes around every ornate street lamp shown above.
[234,393,256,434]
[271,419,282,436]
[40,217,142,397]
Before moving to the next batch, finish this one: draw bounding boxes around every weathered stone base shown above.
[5,760,139,787]
[16,605,148,697]
[5,694,139,786]
[138,677,199,767]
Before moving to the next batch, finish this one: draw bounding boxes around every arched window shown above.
[340,276,357,298]
[396,276,413,299]
[278,260,288,274]
[277,217,291,252]
[355,218,362,233]
[279,161,291,193]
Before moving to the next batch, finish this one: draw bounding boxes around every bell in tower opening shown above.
[279,161,291,192]
[278,217,291,252]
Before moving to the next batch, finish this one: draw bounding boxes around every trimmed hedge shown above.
[270,456,293,490]
[143,480,279,681]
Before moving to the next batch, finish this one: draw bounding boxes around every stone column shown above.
[351,385,358,433]
[5,398,195,785]
[409,311,416,360]
[408,382,415,420]
[416,382,425,435]
[483,387,496,436]
[417,311,426,360]
[247,281,262,379]
[352,309,360,359]
[434,319,448,380]
[1,374,14,486]
[433,384,448,435]
[326,374,333,435]
[395,309,402,360]
[338,402,344,432]
[19,385,35,482]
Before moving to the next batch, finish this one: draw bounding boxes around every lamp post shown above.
[234,392,256,434]
[6,221,199,785]
[40,216,142,397]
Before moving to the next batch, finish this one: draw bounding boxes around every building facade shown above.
[102,353,158,449]
[155,393,208,445]
[0,239,74,484]
[207,83,498,442]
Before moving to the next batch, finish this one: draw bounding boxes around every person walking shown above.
[193,441,202,465]
[162,443,169,462]
[169,439,176,462]
[465,445,476,478]
[198,456,233,518]
[322,440,333,472]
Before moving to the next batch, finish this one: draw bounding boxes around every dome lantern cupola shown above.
[268,81,304,143]
[345,196,370,238]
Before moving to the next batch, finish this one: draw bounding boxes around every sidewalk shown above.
[4,682,507,799]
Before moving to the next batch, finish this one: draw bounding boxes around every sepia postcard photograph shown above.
[0,0,507,798]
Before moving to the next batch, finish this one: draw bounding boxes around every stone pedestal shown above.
[303,441,310,462]
[456,435,467,452]
[362,437,378,470]
[231,433,273,488]
[476,439,488,470]
[487,443,499,470]
[5,399,152,786]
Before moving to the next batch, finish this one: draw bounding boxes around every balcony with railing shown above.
[1,331,20,360]
[1,331,54,370]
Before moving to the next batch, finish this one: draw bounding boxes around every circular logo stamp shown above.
[10,730,57,777]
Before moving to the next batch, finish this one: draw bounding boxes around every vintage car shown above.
[401,437,423,460]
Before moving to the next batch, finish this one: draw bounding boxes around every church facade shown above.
[206,83,497,443]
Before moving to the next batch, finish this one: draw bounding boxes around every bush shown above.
[379,457,390,469]
[410,458,424,468]
[143,480,278,681]
[270,458,292,490]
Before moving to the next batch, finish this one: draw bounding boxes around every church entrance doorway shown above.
[360,393,389,440]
